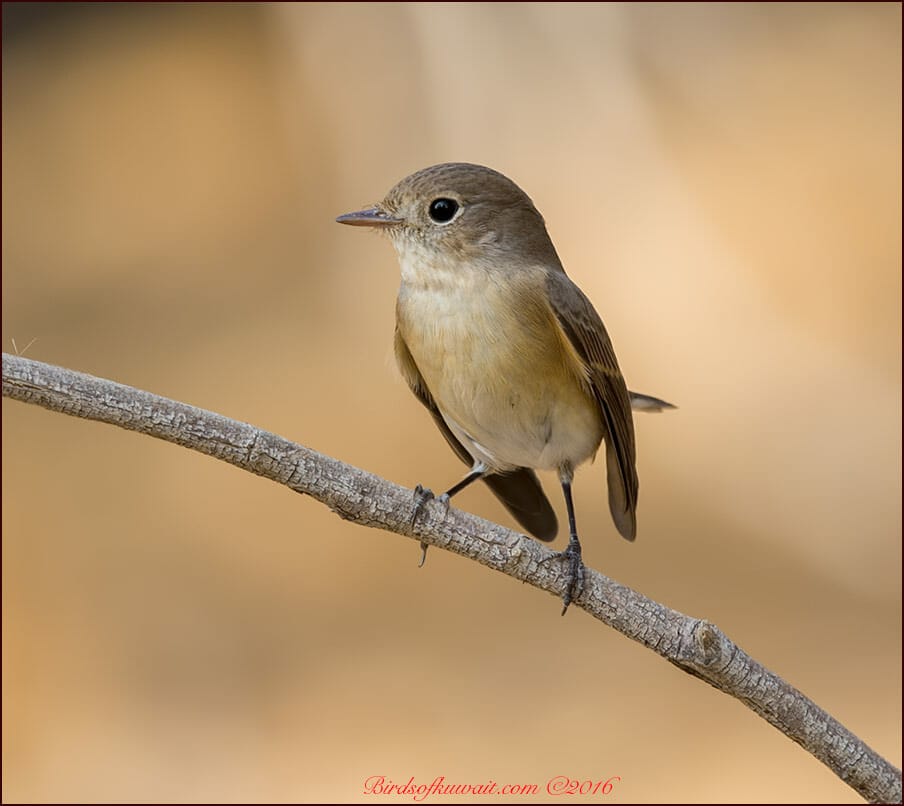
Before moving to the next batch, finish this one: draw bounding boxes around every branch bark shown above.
[2,353,900,804]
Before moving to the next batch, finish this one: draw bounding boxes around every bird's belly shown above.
[397,284,604,472]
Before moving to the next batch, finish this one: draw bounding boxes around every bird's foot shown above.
[411,485,451,567]
[546,537,584,615]
[411,484,452,524]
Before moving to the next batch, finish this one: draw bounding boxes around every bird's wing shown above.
[545,271,638,541]
[394,327,558,541]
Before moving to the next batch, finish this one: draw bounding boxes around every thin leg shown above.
[412,464,487,565]
[559,471,584,615]
[443,467,485,499]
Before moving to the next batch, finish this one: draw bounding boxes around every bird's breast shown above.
[395,269,604,472]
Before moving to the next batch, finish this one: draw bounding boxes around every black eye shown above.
[428,198,459,223]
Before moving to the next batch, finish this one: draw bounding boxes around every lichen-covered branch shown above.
[2,353,900,803]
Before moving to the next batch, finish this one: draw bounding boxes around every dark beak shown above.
[335,206,403,228]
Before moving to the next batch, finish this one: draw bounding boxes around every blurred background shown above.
[2,3,900,802]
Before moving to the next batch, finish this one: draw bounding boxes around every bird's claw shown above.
[553,538,584,615]
[411,486,452,567]
[411,484,433,526]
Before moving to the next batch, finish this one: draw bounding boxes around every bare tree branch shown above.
[2,352,900,803]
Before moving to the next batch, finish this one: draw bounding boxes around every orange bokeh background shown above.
[3,4,900,802]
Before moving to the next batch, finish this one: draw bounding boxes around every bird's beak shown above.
[335,206,403,228]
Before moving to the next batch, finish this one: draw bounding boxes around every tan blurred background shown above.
[2,3,900,802]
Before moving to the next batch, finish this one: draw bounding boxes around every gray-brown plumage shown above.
[337,163,673,608]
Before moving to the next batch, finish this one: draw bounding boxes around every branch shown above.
[2,353,900,804]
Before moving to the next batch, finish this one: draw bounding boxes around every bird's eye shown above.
[428,198,460,224]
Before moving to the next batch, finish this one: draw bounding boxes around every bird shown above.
[337,162,673,611]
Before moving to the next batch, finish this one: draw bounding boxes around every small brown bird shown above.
[337,163,673,610]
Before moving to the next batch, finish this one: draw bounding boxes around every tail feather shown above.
[629,391,677,413]
[484,469,558,541]
[605,439,637,541]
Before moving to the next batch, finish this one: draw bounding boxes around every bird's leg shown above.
[557,468,584,614]
[412,464,486,566]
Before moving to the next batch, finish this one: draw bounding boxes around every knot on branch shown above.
[693,619,730,668]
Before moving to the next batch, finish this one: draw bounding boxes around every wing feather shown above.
[545,272,638,540]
